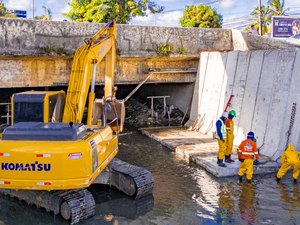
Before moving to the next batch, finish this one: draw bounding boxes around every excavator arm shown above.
[62,21,117,124]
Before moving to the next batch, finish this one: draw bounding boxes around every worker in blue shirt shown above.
[216,113,227,167]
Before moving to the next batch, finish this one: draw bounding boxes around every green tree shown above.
[35,6,52,20]
[0,2,16,18]
[66,0,164,24]
[179,4,222,28]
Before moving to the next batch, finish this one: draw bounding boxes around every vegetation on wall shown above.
[156,43,174,56]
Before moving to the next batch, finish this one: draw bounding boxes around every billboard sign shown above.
[10,10,27,18]
[272,16,300,38]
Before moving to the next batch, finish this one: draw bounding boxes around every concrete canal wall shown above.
[0,18,298,89]
[189,48,300,160]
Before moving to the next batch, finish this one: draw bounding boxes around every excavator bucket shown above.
[92,98,125,133]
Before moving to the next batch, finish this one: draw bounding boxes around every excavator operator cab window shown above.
[12,91,65,124]
[14,102,43,123]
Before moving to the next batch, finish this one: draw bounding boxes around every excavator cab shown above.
[12,91,65,124]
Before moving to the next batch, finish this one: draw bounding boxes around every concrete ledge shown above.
[140,127,279,177]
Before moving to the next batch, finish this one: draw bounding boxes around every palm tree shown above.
[43,6,52,20]
[35,6,52,20]
[268,0,289,17]
[245,5,271,35]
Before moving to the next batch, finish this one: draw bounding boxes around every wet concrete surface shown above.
[0,130,299,225]
[140,127,278,177]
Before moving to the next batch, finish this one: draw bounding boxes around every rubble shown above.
[125,98,187,128]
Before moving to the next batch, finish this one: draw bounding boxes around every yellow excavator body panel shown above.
[0,126,118,190]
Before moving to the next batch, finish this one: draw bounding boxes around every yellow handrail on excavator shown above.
[62,21,117,125]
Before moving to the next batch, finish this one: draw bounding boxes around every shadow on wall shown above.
[189,47,300,159]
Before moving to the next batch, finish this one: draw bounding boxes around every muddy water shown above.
[0,131,300,225]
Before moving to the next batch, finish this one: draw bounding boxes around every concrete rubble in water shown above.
[125,98,187,128]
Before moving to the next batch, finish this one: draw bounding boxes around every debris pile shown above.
[125,98,187,128]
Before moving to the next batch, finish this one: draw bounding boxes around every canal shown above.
[0,130,299,225]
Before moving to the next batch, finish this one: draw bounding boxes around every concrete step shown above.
[140,127,279,177]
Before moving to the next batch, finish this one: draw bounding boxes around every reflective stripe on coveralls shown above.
[216,119,227,139]
[277,144,300,179]
[238,139,259,180]
[238,140,259,160]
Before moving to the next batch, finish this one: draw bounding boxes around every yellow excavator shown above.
[0,21,153,224]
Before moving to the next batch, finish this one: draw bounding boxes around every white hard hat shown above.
[221,112,228,118]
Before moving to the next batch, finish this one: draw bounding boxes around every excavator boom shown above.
[62,21,116,124]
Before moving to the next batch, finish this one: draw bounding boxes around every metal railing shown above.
[0,103,11,125]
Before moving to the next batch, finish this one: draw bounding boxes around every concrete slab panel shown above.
[189,52,208,122]
[230,51,251,144]
[223,51,239,111]
[263,49,296,157]
[217,53,229,117]
[273,49,300,160]
[199,52,227,134]
[251,50,280,156]
[236,50,265,145]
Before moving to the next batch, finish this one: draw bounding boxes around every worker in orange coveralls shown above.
[237,131,259,183]
[276,144,300,184]
[225,110,236,163]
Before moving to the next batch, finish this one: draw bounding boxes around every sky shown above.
[2,0,300,29]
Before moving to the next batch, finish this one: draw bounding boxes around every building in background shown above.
[10,10,27,18]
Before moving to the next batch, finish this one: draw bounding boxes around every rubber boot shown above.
[218,158,227,167]
[225,154,235,163]
[224,155,231,163]
[276,176,280,184]
[229,154,235,163]
[239,176,243,183]
[294,179,297,184]
[247,179,252,184]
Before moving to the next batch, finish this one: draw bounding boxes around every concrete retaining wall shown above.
[0,18,232,56]
[0,56,198,87]
[189,48,300,159]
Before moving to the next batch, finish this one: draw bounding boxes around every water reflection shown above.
[217,184,234,223]
[239,184,256,225]
[279,183,300,223]
[90,185,154,220]
[1,131,300,224]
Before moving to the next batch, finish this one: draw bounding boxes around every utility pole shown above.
[258,0,262,36]
[32,0,34,19]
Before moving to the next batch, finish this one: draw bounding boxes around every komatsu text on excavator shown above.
[0,21,153,224]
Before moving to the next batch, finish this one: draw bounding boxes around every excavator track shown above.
[0,188,95,225]
[108,158,154,199]
[0,159,153,224]
[57,189,95,225]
